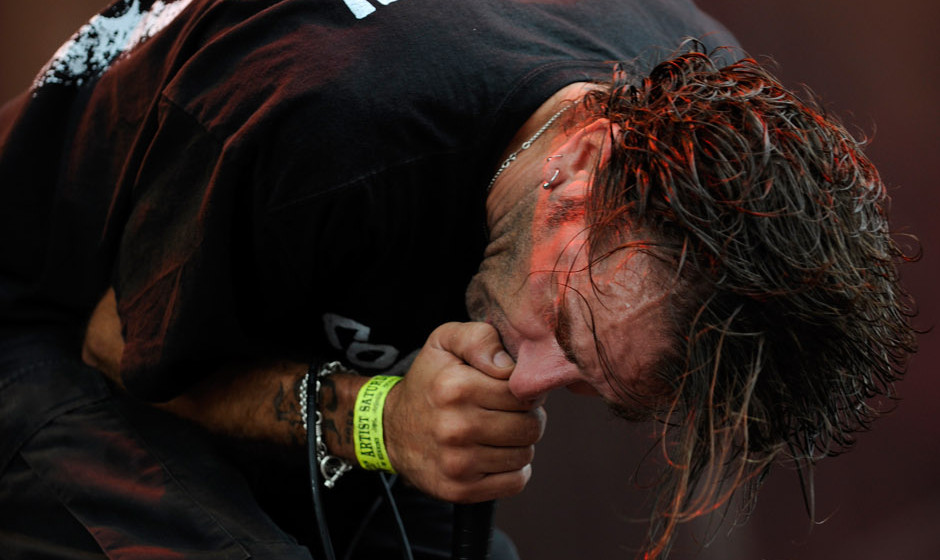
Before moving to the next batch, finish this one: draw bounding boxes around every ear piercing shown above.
[541,168,560,189]
[542,155,563,189]
[486,101,579,193]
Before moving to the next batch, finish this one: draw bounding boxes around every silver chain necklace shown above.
[486,101,578,193]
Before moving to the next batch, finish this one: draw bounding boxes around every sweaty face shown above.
[465,188,671,416]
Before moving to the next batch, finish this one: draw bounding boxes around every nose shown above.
[508,339,583,401]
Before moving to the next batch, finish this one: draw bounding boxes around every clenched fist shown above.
[383,322,547,503]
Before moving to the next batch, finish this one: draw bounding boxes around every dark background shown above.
[2,1,936,558]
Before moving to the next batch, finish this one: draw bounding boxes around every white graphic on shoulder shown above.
[33,0,193,92]
[323,312,418,375]
[342,0,399,20]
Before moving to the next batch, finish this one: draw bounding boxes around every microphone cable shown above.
[306,371,415,560]
[306,378,340,560]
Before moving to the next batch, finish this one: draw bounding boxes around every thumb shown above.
[432,322,515,380]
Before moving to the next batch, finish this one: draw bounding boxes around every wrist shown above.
[353,375,403,473]
[318,371,368,463]
[381,379,405,473]
[301,362,365,488]
[303,362,403,485]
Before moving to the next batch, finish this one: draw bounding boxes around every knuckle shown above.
[519,422,539,444]
[435,416,474,446]
[440,453,473,480]
[429,322,462,350]
[502,470,530,497]
[465,321,495,340]
[502,447,533,472]
[530,417,546,443]
[519,445,535,466]
[429,373,470,406]
[512,414,544,445]
[434,322,463,335]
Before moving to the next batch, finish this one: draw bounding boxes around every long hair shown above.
[577,47,918,558]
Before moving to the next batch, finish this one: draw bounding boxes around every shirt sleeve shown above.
[114,94,259,401]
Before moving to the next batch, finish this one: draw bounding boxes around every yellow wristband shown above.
[353,375,402,473]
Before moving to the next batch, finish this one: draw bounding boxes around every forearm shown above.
[85,289,543,503]
[82,287,367,458]
[158,361,367,455]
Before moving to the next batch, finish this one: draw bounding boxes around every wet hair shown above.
[576,46,918,558]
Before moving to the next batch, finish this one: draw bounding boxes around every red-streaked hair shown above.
[576,45,918,558]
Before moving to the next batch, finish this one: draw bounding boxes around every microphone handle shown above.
[452,500,496,560]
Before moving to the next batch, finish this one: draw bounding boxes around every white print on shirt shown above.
[33,0,193,93]
[342,0,400,20]
[323,312,418,375]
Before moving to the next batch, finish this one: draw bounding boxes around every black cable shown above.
[306,369,339,560]
[341,494,385,560]
[306,367,416,560]
[378,473,415,560]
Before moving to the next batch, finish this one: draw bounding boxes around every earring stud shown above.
[542,155,564,189]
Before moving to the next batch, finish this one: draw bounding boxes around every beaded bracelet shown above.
[299,361,355,488]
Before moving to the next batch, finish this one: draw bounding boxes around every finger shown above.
[430,363,538,411]
[475,408,547,447]
[446,407,546,447]
[440,446,535,481]
[443,465,533,504]
[478,445,535,475]
[434,407,545,448]
[431,322,514,380]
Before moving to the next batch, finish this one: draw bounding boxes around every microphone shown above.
[452,500,496,560]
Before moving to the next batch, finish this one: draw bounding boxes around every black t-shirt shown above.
[0,0,737,401]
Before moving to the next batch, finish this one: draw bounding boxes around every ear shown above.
[544,118,617,196]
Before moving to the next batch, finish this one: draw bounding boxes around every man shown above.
[0,1,915,559]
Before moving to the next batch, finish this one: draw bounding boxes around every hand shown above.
[384,322,546,503]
